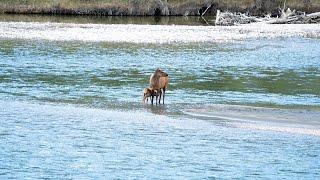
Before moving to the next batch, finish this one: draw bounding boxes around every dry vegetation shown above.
[0,0,319,16]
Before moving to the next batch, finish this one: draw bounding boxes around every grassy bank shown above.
[0,0,320,16]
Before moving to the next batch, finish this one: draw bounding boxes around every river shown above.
[0,15,319,179]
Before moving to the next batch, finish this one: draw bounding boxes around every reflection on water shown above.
[0,14,214,25]
[148,105,169,115]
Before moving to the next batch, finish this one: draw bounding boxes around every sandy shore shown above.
[184,104,320,136]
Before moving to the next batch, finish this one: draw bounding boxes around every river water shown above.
[0,15,319,179]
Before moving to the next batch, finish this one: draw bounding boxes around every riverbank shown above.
[1,0,320,16]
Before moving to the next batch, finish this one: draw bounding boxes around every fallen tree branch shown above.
[215,8,320,26]
[307,12,320,18]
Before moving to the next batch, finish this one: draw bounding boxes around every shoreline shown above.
[0,14,214,26]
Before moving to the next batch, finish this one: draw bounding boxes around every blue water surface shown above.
[0,101,319,179]
[0,25,320,179]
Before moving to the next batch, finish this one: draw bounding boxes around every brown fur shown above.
[143,88,153,103]
[143,87,161,105]
[149,68,169,104]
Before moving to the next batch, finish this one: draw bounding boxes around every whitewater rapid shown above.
[0,22,320,43]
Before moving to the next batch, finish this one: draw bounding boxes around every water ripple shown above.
[1,22,320,43]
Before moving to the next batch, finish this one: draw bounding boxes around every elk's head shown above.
[155,68,168,77]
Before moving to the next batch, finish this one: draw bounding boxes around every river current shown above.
[0,17,319,179]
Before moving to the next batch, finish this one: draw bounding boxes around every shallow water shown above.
[0,18,320,178]
[1,37,319,108]
[1,101,320,179]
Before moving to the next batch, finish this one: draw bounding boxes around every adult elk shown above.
[149,68,169,104]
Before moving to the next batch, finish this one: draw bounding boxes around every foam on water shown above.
[1,22,320,43]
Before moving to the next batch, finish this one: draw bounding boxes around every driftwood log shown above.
[215,8,320,26]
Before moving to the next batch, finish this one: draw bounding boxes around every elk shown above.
[142,88,161,104]
[149,68,169,104]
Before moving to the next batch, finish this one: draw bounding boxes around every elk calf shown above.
[143,88,161,105]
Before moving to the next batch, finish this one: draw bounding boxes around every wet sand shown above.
[184,104,320,136]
